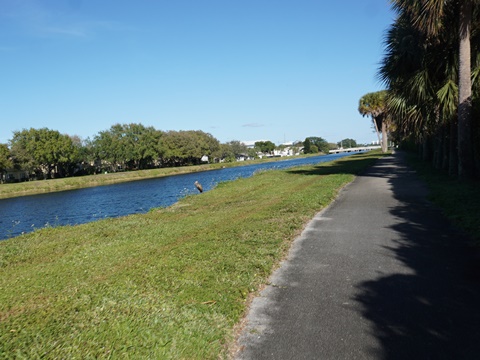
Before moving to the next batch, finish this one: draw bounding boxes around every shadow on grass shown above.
[287,152,387,176]
[353,152,480,359]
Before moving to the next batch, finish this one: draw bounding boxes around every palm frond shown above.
[436,79,458,120]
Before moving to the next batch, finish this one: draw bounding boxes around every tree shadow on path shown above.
[287,151,385,177]
[354,152,480,359]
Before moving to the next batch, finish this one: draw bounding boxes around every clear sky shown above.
[0,0,395,146]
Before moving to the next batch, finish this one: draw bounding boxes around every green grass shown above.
[0,151,385,359]
[405,153,480,243]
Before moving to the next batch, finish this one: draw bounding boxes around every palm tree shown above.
[358,90,389,153]
[379,5,460,173]
[458,0,474,178]
[390,0,474,177]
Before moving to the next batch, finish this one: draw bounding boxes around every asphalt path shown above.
[234,152,480,359]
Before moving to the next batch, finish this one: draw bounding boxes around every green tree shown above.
[227,140,248,158]
[215,143,235,162]
[0,143,13,183]
[303,137,329,154]
[135,126,164,169]
[337,138,358,149]
[358,91,389,153]
[92,123,164,171]
[254,141,275,154]
[303,138,312,154]
[162,130,220,166]
[92,126,122,171]
[247,148,258,159]
[10,128,78,178]
[81,137,101,173]
[328,142,338,150]
[215,141,248,162]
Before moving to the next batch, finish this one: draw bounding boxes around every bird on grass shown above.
[194,181,203,193]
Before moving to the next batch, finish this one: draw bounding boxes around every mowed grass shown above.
[0,152,384,359]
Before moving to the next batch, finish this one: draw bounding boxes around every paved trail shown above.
[234,152,480,359]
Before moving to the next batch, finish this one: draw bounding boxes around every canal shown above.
[0,152,359,240]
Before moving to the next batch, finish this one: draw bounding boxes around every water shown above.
[0,152,359,239]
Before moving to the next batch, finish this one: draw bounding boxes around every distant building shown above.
[3,169,30,183]
[241,140,300,158]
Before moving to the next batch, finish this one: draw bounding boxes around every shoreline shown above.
[0,154,317,200]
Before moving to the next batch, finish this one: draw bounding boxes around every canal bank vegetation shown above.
[0,151,385,359]
[0,152,320,200]
[1,125,344,189]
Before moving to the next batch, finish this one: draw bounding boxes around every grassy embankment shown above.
[0,155,317,200]
[0,151,385,359]
[406,153,480,243]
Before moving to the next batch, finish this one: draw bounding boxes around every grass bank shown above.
[0,155,317,200]
[405,153,480,243]
[0,151,384,359]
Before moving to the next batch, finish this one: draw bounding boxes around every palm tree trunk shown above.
[381,121,388,153]
[433,113,442,169]
[449,116,458,176]
[372,117,382,146]
[458,0,474,178]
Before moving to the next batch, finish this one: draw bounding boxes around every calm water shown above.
[0,152,358,240]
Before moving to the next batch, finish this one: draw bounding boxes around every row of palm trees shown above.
[359,0,480,179]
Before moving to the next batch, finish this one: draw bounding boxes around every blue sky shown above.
[0,0,395,146]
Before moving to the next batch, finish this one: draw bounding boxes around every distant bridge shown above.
[329,146,381,154]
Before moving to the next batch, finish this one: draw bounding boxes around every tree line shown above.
[359,0,480,179]
[0,124,340,182]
